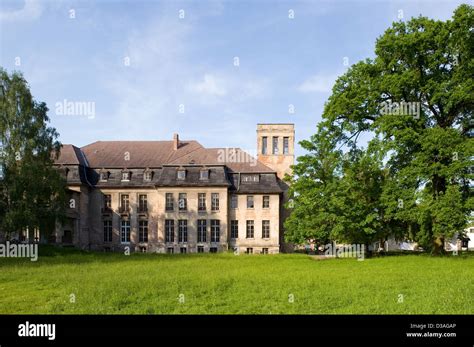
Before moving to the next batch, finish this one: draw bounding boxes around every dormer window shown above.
[241,174,259,183]
[99,170,109,182]
[144,170,153,182]
[177,169,186,180]
[200,169,209,180]
[121,171,131,181]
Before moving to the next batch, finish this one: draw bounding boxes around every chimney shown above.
[173,133,179,150]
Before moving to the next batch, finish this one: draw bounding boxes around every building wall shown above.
[157,187,229,253]
[228,193,280,254]
[65,185,285,254]
[85,186,230,253]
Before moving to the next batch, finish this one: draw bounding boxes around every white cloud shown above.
[0,0,43,22]
[188,74,227,96]
[186,73,268,103]
[94,2,270,142]
[297,73,339,93]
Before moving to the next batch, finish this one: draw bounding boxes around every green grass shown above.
[0,246,473,314]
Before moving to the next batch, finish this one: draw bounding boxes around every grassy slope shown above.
[0,247,472,314]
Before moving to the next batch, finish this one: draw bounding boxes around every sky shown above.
[0,0,467,158]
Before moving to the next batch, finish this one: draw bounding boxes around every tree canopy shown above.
[285,4,474,252]
[0,68,66,240]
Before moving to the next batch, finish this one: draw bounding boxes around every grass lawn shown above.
[0,246,473,314]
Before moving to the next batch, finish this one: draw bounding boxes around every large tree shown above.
[0,68,66,241]
[286,4,474,252]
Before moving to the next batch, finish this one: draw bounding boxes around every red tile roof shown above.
[168,147,273,173]
[56,140,275,173]
[81,140,203,168]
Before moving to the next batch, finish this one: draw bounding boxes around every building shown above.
[52,123,295,254]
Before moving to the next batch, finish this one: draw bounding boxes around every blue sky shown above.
[0,0,467,157]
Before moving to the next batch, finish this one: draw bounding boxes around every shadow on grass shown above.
[0,245,276,267]
[1,245,472,268]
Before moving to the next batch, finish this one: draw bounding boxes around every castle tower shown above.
[256,123,295,180]
[257,123,295,252]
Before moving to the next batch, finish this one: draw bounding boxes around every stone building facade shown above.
[53,123,294,254]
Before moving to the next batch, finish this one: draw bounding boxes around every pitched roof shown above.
[55,140,276,174]
[81,140,203,168]
[167,147,274,173]
[55,144,88,166]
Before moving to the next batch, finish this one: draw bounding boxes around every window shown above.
[178,220,188,243]
[197,220,207,242]
[197,246,204,253]
[211,220,220,242]
[177,170,186,180]
[272,136,279,155]
[200,170,209,180]
[262,220,270,239]
[144,171,152,181]
[283,137,289,154]
[103,220,112,242]
[103,194,112,210]
[121,220,130,243]
[138,194,148,212]
[247,196,254,209]
[262,136,268,155]
[231,195,238,209]
[242,174,259,183]
[121,171,130,181]
[165,193,174,211]
[211,193,219,211]
[139,220,148,243]
[180,247,187,254]
[210,247,218,253]
[178,193,187,211]
[100,171,108,181]
[165,220,174,243]
[246,248,253,254]
[263,195,270,208]
[262,248,269,254]
[230,220,238,239]
[198,193,206,211]
[246,220,254,238]
[167,247,174,254]
[120,194,129,212]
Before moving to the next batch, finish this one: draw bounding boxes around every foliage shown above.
[0,68,66,238]
[285,5,474,251]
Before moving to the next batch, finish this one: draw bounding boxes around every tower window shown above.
[272,137,279,155]
[283,137,289,154]
[262,136,268,155]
